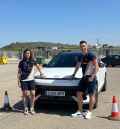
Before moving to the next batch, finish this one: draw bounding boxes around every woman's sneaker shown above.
[71,111,83,117]
[30,107,35,115]
[24,107,29,115]
[84,111,92,119]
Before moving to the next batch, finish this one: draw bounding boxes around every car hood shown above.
[34,67,83,79]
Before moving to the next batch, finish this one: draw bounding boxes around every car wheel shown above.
[94,83,98,109]
[104,62,108,67]
[102,73,107,92]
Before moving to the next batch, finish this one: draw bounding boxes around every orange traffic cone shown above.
[108,96,120,121]
[3,91,11,111]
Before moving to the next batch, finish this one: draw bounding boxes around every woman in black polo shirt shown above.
[17,49,45,115]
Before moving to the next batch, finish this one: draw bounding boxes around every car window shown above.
[47,53,80,67]
[108,55,113,59]
[119,56,120,60]
[114,56,119,59]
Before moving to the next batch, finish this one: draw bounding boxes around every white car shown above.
[34,51,107,108]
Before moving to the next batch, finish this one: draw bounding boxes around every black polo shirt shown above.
[18,58,37,80]
[78,51,96,75]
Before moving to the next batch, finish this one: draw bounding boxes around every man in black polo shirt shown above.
[71,41,99,119]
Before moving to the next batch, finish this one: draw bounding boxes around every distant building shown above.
[102,44,108,48]
[93,44,102,49]
[52,47,58,50]
[37,46,45,51]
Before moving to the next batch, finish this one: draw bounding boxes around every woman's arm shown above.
[17,68,21,87]
[36,64,45,79]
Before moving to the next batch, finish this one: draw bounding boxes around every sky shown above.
[0,0,120,47]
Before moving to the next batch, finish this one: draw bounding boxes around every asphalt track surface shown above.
[0,64,120,129]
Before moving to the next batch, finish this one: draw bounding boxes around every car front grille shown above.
[39,96,76,104]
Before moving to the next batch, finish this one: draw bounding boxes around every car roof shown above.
[59,51,98,56]
[106,54,120,57]
[59,51,81,55]
[58,51,100,60]
[108,54,120,56]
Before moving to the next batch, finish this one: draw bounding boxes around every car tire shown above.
[104,62,108,67]
[93,83,98,109]
[102,73,107,92]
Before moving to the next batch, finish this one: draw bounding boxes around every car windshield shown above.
[47,53,81,67]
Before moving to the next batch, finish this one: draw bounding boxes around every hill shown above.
[0,42,78,51]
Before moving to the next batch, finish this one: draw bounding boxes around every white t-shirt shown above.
[85,62,94,76]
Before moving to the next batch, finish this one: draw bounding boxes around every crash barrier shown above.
[0,56,8,64]
[108,96,120,121]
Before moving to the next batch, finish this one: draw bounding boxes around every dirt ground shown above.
[0,64,120,129]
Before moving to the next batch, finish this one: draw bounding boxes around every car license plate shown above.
[45,91,65,96]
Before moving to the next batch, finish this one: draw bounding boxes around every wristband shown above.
[72,74,75,76]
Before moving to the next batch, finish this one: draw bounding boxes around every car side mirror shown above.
[42,63,47,67]
[99,62,105,68]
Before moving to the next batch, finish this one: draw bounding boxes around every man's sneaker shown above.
[84,111,92,119]
[71,111,82,117]
[30,107,35,115]
[24,107,29,115]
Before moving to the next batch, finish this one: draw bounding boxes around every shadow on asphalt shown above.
[12,99,78,116]
[2,97,89,116]
[96,116,109,120]
[0,100,23,114]
[35,101,78,116]
[0,95,89,116]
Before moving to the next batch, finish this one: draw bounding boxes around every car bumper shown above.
[35,85,89,104]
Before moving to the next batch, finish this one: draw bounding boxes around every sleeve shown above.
[89,52,97,61]
[18,61,21,68]
[33,58,38,66]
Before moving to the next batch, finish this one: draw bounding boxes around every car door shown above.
[107,55,114,65]
[114,55,119,65]
[119,56,120,65]
[97,61,106,92]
